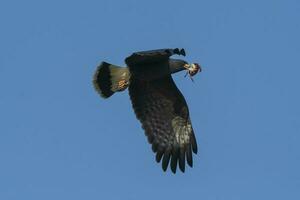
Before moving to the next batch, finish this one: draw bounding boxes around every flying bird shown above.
[93,48,202,173]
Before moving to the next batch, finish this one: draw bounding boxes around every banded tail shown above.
[93,62,130,98]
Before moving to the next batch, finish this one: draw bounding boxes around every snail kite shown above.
[93,48,202,173]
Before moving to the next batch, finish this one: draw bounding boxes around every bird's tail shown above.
[93,62,130,98]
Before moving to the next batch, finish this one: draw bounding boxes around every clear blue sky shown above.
[1,0,299,199]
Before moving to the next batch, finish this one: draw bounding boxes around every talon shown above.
[184,71,189,77]
[183,64,190,69]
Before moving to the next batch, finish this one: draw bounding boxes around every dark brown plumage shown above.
[93,48,201,173]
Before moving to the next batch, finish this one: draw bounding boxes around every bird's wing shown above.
[125,48,185,81]
[128,75,198,173]
[125,48,185,66]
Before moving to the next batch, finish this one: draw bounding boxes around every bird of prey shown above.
[93,48,202,173]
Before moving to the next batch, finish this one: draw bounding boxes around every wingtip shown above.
[193,145,198,154]
[156,151,163,163]
[170,166,177,174]
[173,48,180,55]
[170,148,179,174]
[173,48,186,56]
[191,134,198,154]
[162,151,171,171]
[180,48,186,56]
[178,149,186,173]
[186,145,193,167]
[151,143,158,153]
[162,165,168,172]
[179,163,185,173]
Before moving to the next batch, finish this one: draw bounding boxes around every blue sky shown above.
[1,0,300,199]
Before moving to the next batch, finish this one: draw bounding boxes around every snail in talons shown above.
[184,63,202,82]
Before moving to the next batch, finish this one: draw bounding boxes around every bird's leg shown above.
[183,63,189,69]
[184,70,189,77]
[190,75,195,82]
[184,71,195,82]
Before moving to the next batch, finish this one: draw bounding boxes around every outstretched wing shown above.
[125,48,185,81]
[128,74,197,173]
[125,48,185,66]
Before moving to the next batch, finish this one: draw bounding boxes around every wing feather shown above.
[126,48,197,173]
[128,75,197,173]
[125,48,185,66]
